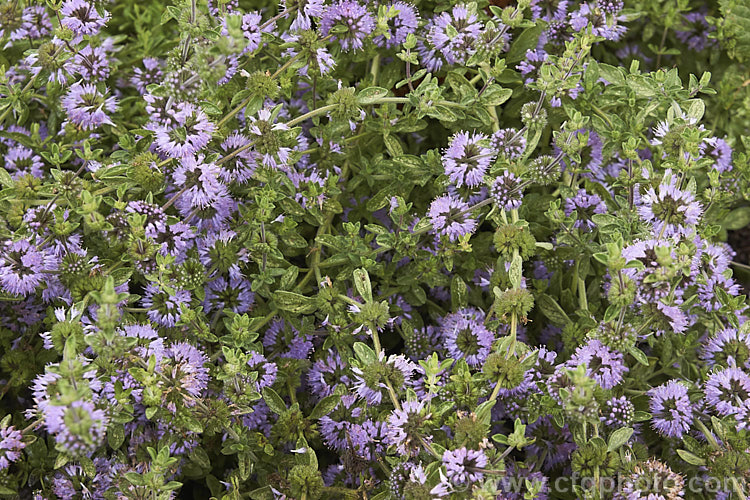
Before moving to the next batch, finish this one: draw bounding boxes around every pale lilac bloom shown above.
[61,82,117,130]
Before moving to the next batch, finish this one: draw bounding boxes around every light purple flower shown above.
[428,195,477,242]
[131,57,163,93]
[172,154,228,209]
[705,367,750,417]
[61,82,117,130]
[491,171,523,211]
[428,4,483,66]
[0,425,25,470]
[564,189,607,230]
[387,400,432,457]
[60,0,110,38]
[647,380,693,438]
[373,2,419,48]
[568,339,628,389]
[442,447,488,484]
[153,102,215,158]
[443,131,494,188]
[442,311,494,367]
[570,2,627,41]
[0,239,53,296]
[319,1,375,52]
[246,351,278,393]
[638,170,702,237]
[141,283,191,328]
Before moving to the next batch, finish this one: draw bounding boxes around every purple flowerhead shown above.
[319,1,375,52]
[386,400,432,457]
[62,82,117,130]
[568,339,628,389]
[705,366,750,417]
[154,102,215,159]
[428,195,477,242]
[427,4,483,66]
[60,0,110,38]
[442,447,488,485]
[701,328,750,370]
[491,171,523,211]
[0,239,53,297]
[443,131,495,188]
[638,170,702,238]
[647,380,693,438]
[564,189,607,230]
[0,425,26,470]
[373,2,419,49]
[172,154,228,209]
[491,128,526,160]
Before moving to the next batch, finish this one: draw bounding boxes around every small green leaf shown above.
[107,423,125,450]
[357,87,389,104]
[628,346,649,366]
[353,268,373,303]
[509,253,523,289]
[451,275,468,311]
[272,291,317,314]
[262,387,287,415]
[607,427,633,452]
[480,85,513,106]
[353,341,377,364]
[309,394,341,420]
[506,22,546,64]
[536,294,570,327]
[633,411,652,422]
[677,449,706,466]
[721,206,750,231]
[0,168,15,188]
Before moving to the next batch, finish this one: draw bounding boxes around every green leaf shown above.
[603,304,622,323]
[309,394,341,420]
[357,87,389,104]
[353,341,377,364]
[607,427,633,452]
[480,85,513,106]
[249,485,274,500]
[506,22,546,64]
[190,447,211,469]
[107,423,125,450]
[353,268,373,303]
[721,206,750,231]
[633,411,652,422]
[272,291,317,314]
[383,134,403,157]
[686,99,705,122]
[262,387,287,415]
[598,63,626,86]
[200,101,223,116]
[677,449,706,466]
[0,168,13,188]
[536,294,570,327]
[628,346,649,366]
[451,275,468,311]
[183,415,204,433]
[54,453,69,469]
[509,253,523,289]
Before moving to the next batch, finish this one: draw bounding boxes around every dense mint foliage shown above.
[0,0,750,498]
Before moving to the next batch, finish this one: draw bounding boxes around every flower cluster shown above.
[0,0,749,498]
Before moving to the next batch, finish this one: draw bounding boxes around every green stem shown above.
[370,53,381,86]
[487,104,500,132]
[591,104,613,129]
[578,277,588,311]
